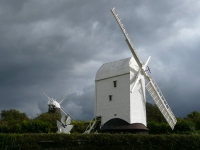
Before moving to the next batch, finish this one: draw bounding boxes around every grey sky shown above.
[0,0,200,120]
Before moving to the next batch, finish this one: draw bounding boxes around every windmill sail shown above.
[63,125,73,133]
[42,92,52,101]
[56,116,73,134]
[61,115,66,125]
[60,106,74,119]
[111,7,143,68]
[145,76,177,129]
[56,120,62,130]
[111,7,177,129]
[59,89,71,104]
[66,116,71,125]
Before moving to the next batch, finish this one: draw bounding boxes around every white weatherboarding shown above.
[57,115,73,134]
[90,8,177,133]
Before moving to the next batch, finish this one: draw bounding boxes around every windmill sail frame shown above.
[111,8,142,68]
[111,7,177,129]
[146,77,177,129]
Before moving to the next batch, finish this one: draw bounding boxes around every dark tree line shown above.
[0,109,88,133]
[0,103,200,134]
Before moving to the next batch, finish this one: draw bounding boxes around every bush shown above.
[147,121,172,134]
[71,120,89,133]
[0,134,200,149]
[21,120,52,133]
[174,119,196,133]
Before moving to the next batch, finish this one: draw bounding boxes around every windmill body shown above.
[48,98,60,108]
[43,90,72,116]
[48,98,61,113]
[95,57,146,126]
[43,91,74,133]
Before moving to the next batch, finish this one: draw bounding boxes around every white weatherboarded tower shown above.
[95,57,146,126]
[93,8,176,133]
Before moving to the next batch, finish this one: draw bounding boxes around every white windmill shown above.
[42,90,72,115]
[56,115,73,134]
[93,8,177,134]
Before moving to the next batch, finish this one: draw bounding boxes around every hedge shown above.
[0,133,199,149]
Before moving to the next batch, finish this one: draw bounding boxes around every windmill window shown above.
[109,95,112,101]
[113,80,117,87]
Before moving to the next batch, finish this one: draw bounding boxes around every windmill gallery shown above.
[44,8,177,134]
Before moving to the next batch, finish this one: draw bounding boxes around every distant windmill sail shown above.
[59,89,72,104]
[57,115,73,134]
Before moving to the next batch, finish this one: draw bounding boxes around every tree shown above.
[0,109,29,133]
[1,109,29,122]
[146,102,166,123]
[71,120,89,133]
[33,112,61,132]
[21,120,52,133]
[147,121,172,134]
[185,111,200,130]
[174,118,195,133]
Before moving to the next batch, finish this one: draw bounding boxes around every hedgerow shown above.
[0,133,199,149]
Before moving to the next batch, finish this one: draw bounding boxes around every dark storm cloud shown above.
[0,0,200,121]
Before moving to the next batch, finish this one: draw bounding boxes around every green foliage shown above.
[21,120,52,133]
[0,134,22,150]
[33,112,61,132]
[186,111,200,130]
[0,109,29,133]
[1,109,29,122]
[71,120,89,133]
[146,102,166,123]
[0,107,200,135]
[0,134,200,149]
[147,121,172,134]
[34,112,61,124]
[174,118,196,133]
[0,110,60,133]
